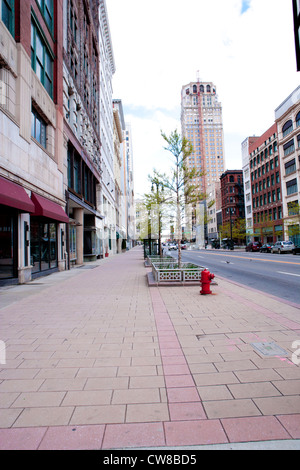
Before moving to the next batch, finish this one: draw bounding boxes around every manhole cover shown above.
[251,342,289,357]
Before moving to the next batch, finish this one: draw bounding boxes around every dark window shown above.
[1,0,14,36]
[282,120,293,137]
[67,143,96,206]
[285,158,296,175]
[283,139,295,156]
[30,219,57,273]
[286,178,298,195]
[31,17,54,98]
[31,107,47,148]
[36,0,53,33]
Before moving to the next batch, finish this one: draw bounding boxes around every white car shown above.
[272,241,295,254]
[168,243,178,251]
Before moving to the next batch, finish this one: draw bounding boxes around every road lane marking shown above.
[187,251,300,266]
[277,271,300,277]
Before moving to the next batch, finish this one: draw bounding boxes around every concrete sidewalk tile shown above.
[84,377,129,390]
[12,406,74,427]
[61,390,112,406]
[70,405,126,425]
[254,396,300,415]
[164,419,228,446]
[0,379,44,393]
[234,369,282,383]
[197,385,233,401]
[214,359,258,372]
[274,367,300,380]
[194,371,239,387]
[0,369,40,379]
[117,365,158,377]
[76,367,118,378]
[126,403,169,423]
[228,382,282,399]
[39,378,86,392]
[203,398,261,419]
[11,391,65,408]
[189,363,218,374]
[277,414,300,438]
[102,422,165,449]
[0,408,22,428]
[39,425,105,450]
[162,356,188,366]
[169,402,206,421]
[167,387,200,403]
[112,388,161,404]
[272,379,300,395]
[163,364,190,375]
[221,416,292,443]
[165,375,195,388]
[35,368,79,379]
[131,356,162,366]
[129,376,165,389]
[0,392,20,407]
[0,427,47,450]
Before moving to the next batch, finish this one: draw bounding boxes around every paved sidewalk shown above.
[0,246,300,450]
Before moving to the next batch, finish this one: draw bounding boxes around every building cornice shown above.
[99,0,116,75]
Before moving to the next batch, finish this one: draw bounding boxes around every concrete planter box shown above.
[151,262,204,283]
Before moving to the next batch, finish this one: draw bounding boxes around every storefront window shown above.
[30,218,58,273]
[0,212,16,279]
[69,225,77,261]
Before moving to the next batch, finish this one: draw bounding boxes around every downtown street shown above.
[171,249,300,305]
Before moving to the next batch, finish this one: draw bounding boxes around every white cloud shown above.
[106,0,299,196]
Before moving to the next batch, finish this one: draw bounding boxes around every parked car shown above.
[168,243,178,251]
[245,241,262,252]
[180,243,187,250]
[259,243,273,253]
[271,241,295,254]
[292,245,300,255]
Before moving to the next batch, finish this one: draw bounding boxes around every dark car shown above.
[260,243,272,253]
[292,245,300,255]
[245,241,262,252]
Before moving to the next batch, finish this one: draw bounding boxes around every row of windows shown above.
[253,189,281,208]
[1,2,55,99]
[251,157,279,180]
[67,144,96,206]
[1,0,54,37]
[250,142,277,168]
[252,172,280,194]
[253,207,282,224]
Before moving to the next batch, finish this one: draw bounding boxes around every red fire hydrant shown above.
[200,268,215,295]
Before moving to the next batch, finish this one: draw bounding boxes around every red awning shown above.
[31,192,69,223]
[0,176,35,213]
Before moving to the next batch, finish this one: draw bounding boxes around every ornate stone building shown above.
[0,0,68,284]
[63,0,103,265]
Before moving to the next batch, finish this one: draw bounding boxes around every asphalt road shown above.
[169,249,300,305]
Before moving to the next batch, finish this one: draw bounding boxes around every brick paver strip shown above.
[0,247,300,449]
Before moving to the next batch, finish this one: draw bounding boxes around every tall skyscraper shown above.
[181,81,226,194]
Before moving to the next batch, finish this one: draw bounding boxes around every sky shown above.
[106,0,299,199]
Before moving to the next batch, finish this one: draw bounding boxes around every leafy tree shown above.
[149,130,205,267]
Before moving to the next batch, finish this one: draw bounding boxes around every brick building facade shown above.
[248,123,283,243]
